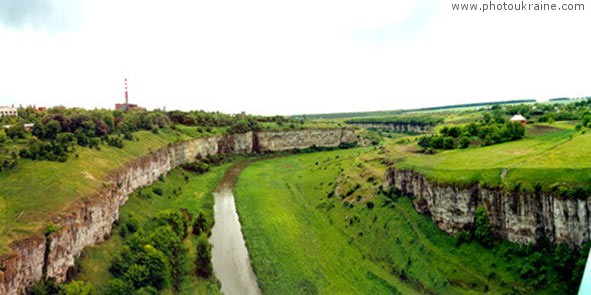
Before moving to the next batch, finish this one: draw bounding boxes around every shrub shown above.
[58,281,95,295]
[182,161,210,174]
[474,207,493,248]
[195,234,213,278]
[192,211,208,236]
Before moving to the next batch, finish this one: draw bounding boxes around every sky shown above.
[0,0,589,115]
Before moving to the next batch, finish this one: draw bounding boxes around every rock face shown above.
[351,123,432,133]
[255,128,357,151]
[386,168,591,247]
[0,128,357,294]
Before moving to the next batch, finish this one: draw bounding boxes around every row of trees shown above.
[418,120,525,150]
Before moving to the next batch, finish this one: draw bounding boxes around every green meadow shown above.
[234,149,563,294]
[394,124,591,191]
[76,165,229,294]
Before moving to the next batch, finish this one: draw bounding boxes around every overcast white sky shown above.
[0,0,589,115]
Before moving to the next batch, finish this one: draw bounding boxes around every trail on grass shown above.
[210,161,261,295]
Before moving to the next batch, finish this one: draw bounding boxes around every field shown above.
[395,124,591,191]
[76,165,229,294]
[234,149,564,294]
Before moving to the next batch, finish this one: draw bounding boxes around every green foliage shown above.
[27,279,60,295]
[58,280,95,295]
[0,144,18,172]
[421,121,525,151]
[76,167,223,294]
[106,135,124,149]
[44,223,60,236]
[192,211,208,236]
[182,161,211,174]
[108,209,193,292]
[104,279,133,295]
[195,234,213,278]
[474,207,493,248]
[154,209,189,238]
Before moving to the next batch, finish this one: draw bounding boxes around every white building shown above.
[0,106,17,117]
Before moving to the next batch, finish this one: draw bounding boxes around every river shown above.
[210,161,261,295]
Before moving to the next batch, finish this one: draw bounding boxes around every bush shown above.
[107,135,124,148]
[182,161,210,174]
[58,281,95,295]
[0,146,18,172]
[474,207,493,248]
[192,211,209,236]
[459,137,470,149]
[195,234,213,278]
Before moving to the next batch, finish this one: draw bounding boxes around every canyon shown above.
[0,128,357,294]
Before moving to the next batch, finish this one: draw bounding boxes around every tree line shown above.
[0,107,296,171]
[418,119,525,151]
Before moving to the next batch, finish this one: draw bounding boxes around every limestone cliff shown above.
[255,128,357,152]
[351,123,432,133]
[0,128,356,294]
[385,168,591,247]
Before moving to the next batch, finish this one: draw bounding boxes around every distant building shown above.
[510,114,527,127]
[0,106,17,117]
[115,103,145,111]
[115,78,145,111]
[23,123,35,132]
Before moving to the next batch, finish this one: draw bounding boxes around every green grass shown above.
[234,149,559,294]
[0,129,189,253]
[397,126,591,191]
[76,165,229,294]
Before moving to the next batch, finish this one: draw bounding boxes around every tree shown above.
[45,120,62,139]
[195,234,213,278]
[459,137,470,149]
[442,137,455,149]
[474,207,493,248]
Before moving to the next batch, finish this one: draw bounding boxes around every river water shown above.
[210,161,261,295]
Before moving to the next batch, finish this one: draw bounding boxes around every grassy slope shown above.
[76,165,229,294]
[234,149,559,294]
[396,125,591,190]
[0,130,194,253]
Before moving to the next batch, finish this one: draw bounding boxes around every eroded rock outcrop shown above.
[351,123,432,133]
[255,128,357,151]
[0,128,356,294]
[386,168,591,247]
